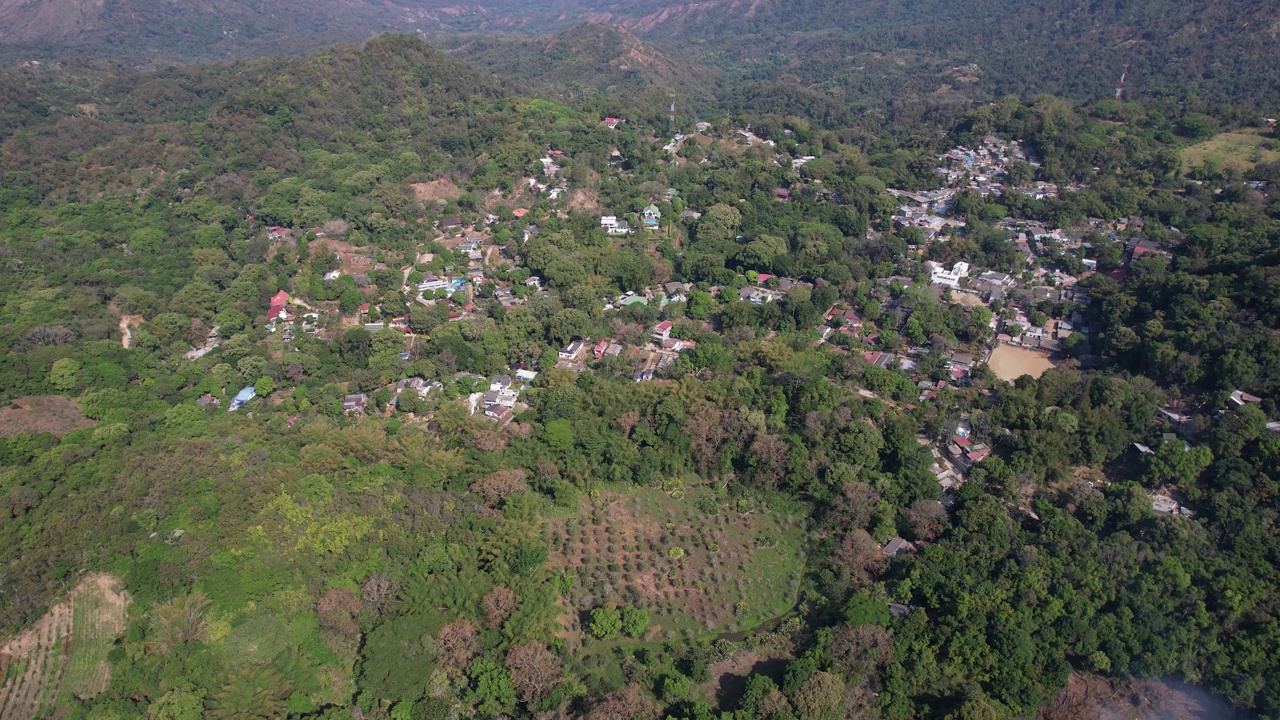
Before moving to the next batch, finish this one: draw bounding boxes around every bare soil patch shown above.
[118,313,143,349]
[0,396,95,438]
[988,344,1056,382]
[410,179,464,204]
[566,188,601,214]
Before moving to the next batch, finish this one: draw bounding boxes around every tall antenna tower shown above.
[669,98,676,131]
[1114,63,1129,101]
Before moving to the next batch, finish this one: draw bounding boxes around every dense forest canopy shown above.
[1,26,1280,720]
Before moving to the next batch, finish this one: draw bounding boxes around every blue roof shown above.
[234,387,257,402]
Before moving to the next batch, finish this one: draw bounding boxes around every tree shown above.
[901,499,949,541]
[49,358,81,391]
[361,573,401,615]
[316,588,363,650]
[506,643,562,702]
[829,481,880,530]
[620,605,649,638]
[146,590,211,656]
[254,376,276,396]
[829,529,886,587]
[437,618,479,668]
[791,671,846,720]
[589,607,622,640]
[340,288,364,314]
[687,290,715,319]
[482,586,519,627]
[147,683,205,720]
[829,623,894,685]
[470,469,529,506]
[548,308,591,345]
[205,665,290,719]
[466,657,516,717]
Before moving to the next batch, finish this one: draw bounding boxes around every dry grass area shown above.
[0,396,95,438]
[0,574,130,720]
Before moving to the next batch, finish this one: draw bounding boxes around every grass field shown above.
[1181,127,1280,173]
[548,486,806,641]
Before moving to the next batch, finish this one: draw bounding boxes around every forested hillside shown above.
[3,0,1279,111]
[2,29,1280,720]
[431,23,720,113]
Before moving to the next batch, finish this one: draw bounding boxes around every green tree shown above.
[620,606,649,638]
[589,607,622,640]
[49,358,82,391]
[467,657,516,717]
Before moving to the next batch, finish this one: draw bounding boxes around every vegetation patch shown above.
[0,574,129,719]
[1181,128,1280,173]
[548,487,804,639]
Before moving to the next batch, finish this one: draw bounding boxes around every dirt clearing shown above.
[410,179,464,204]
[0,396,95,438]
[988,344,1056,382]
[0,574,130,719]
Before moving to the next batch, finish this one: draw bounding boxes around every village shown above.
[193,119,1279,530]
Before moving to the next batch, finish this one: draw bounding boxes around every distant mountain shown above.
[433,23,718,109]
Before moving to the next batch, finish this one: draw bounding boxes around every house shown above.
[266,289,290,324]
[593,340,609,360]
[631,368,654,382]
[882,537,916,558]
[485,406,514,424]
[642,204,661,229]
[267,227,292,240]
[601,216,633,235]
[606,343,623,357]
[229,386,256,411]
[559,341,586,360]
[1229,390,1262,407]
[418,274,450,294]
[197,394,220,408]
[441,216,462,229]
[695,121,712,132]
[773,188,791,201]
[515,369,538,382]
[323,269,342,281]
[483,390,518,408]
[652,320,675,342]
[680,209,702,221]
[603,117,622,129]
[490,375,514,392]
[928,261,970,288]
[950,352,974,368]
[343,394,368,414]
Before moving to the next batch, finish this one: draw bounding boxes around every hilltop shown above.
[433,23,718,109]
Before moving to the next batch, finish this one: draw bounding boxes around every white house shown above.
[929,261,971,288]
[601,216,632,236]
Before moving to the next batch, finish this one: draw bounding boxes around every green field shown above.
[1182,127,1280,173]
